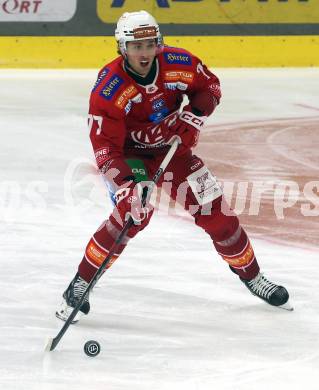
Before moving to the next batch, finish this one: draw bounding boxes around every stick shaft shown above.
[48,138,179,351]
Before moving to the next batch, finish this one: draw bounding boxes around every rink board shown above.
[1,35,319,68]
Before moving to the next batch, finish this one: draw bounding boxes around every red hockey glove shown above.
[112,180,153,237]
[168,105,207,155]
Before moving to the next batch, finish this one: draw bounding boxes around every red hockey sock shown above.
[213,225,260,280]
[194,198,260,281]
[78,219,130,283]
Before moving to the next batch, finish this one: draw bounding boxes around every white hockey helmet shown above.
[115,10,163,56]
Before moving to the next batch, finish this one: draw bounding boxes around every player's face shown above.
[126,39,157,76]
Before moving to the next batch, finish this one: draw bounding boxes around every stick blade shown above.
[44,337,54,352]
[45,337,59,352]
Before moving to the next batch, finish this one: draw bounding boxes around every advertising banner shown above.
[97,0,319,24]
[0,0,77,22]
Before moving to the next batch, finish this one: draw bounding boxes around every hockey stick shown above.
[45,137,180,352]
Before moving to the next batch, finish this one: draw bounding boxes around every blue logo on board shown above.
[99,75,124,100]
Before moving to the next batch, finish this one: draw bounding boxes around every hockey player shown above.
[56,10,290,323]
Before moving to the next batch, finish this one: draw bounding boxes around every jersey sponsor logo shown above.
[164,70,194,83]
[133,142,166,150]
[164,82,177,91]
[92,68,109,92]
[131,125,165,146]
[164,52,192,66]
[99,75,123,100]
[130,111,178,147]
[164,82,189,91]
[149,109,169,124]
[131,93,142,103]
[94,147,110,166]
[124,100,133,115]
[152,99,165,112]
[177,82,188,91]
[150,92,164,102]
[150,98,169,123]
[115,84,138,109]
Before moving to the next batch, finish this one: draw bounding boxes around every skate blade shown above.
[278,301,294,311]
[55,311,80,324]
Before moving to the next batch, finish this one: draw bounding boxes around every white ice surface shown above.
[0,69,319,390]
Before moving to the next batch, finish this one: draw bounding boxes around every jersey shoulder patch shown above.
[99,73,125,101]
[159,47,196,91]
[92,67,110,92]
[161,46,193,66]
[92,57,127,102]
[91,58,143,118]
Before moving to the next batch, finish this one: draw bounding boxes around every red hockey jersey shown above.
[88,46,221,185]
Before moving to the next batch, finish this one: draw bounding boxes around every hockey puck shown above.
[84,340,101,357]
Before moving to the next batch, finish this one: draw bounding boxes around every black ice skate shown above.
[229,266,292,310]
[240,272,292,310]
[56,272,91,323]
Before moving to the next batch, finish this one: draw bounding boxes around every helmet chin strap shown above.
[118,39,127,56]
[155,45,164,55]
